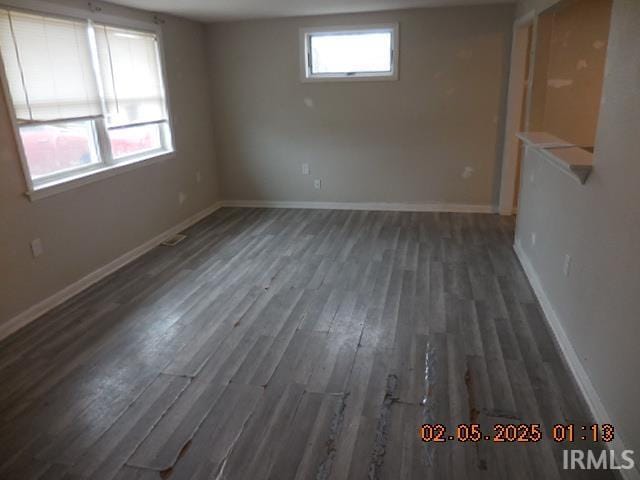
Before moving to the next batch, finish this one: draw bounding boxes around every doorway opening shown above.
[499,12,534,216]
[500,0,613,213]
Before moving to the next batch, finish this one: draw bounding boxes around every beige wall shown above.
[529,0,612,146]
[515,0,640,462]
[0,0,219,325]
[206,5,514,207]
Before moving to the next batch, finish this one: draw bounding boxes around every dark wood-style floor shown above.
[0,208,613,480]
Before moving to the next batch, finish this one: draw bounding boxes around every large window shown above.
[0,8,173,193]
[301,25,398,81]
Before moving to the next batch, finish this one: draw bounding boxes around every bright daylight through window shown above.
[0,8,173,191]
[303,25,397,80]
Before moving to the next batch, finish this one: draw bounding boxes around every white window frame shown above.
[300,24,399,82]
[0,0,175,201]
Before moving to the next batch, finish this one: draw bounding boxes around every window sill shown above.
[301,72,398,83]
[26,150,175,201]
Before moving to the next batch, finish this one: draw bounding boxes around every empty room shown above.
[0,0,638,478]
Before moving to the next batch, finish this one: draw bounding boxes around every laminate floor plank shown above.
[65,374,189,479]
[126,378,226,471]
[0,208,613,480]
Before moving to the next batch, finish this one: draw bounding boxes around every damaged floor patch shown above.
[368,374,399,479]
[315,392,349,480]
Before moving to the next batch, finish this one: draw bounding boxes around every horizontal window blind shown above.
[94,25,166,127]
[0,9,101,121]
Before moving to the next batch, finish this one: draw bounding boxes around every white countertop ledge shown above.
[539,146,594,185]
[517,131,593,184]
[516,131,575,148]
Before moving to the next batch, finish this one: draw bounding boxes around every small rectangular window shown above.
[0,7,174,193]
[302,25,398,81]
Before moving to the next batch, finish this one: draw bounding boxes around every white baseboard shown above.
[514,241,639,480]
[0,202,222,342]
[499,207,518,216]
[222,199,497,213]
[0,200,489,341]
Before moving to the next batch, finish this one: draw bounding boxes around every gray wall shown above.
[206,5,514,207]
[0,0,220,326]
[515,0,640,458]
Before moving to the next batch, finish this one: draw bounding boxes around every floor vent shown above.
[161,234,187,247]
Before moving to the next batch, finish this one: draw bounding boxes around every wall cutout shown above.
[528,0,613,147]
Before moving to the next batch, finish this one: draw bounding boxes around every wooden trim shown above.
[515,9,536,27]
[498,10,536,215]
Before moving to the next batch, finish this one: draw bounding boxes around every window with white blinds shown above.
[94,25,167,127]
[0,10,101,121]
[0,7,173,191]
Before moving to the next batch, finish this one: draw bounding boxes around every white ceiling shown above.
[106,0,514,22]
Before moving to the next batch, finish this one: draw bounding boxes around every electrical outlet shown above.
[31,238,44,258]
[531,232,536,246]
[196,171,201,183]
[530,173,535,184]
[179,192,187,205]
[563,254,572,276]
[314,179,322,190]
[302,163,310,175]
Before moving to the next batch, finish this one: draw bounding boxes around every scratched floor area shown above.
[0,208,614,480]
